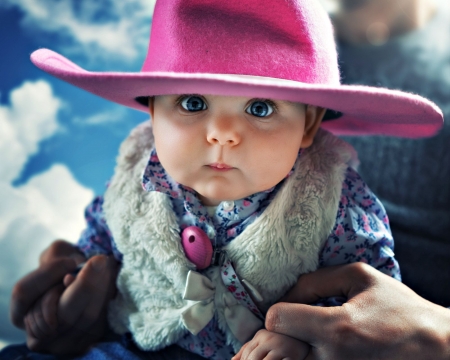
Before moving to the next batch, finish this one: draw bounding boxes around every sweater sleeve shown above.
[77,195,123,262]
[319,167,401,281]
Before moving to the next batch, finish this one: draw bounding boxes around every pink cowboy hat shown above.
[31,0,443,138]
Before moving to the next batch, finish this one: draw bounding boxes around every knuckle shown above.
[253,329,266,339]
[50,239,70,252]
[40,240,79,265]
[348,262,376,286]
[348,261,371,276]
[41,240,66,261]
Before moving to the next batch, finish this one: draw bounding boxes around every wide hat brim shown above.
[32,49,443,138]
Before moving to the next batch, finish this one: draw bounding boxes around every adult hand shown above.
[10,240,120,355]
[266,262,450,360]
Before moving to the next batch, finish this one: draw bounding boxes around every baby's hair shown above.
[134,96,343,121]
[136,96,151,107]
[322,109,343,121]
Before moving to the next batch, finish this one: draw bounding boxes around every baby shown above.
[21,0,443,359]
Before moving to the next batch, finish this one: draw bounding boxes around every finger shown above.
[10,258,78,328]
[41,284,64,333]
[263,353,284,360]
[240,340,260,360]
[28,296,55,339]
[26,330,43,353]
[233,343,246,360]
[72,255,119,334]
[24,313,37,340]
[247,345,269,360]
[63,273,76,287]
[39,240,86,266]
[24,314,49,353]
[265,302,343,345]
[58,255,114,329]
[282,263,376,304]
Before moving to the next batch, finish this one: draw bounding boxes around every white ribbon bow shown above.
[181,270,263,343]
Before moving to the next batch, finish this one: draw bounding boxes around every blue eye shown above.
[246,101,274,117]
[180,96,206,112]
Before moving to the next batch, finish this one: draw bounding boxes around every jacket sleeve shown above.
[319,167,401,281]
[77,195,123,262]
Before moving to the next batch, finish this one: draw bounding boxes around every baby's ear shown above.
[300,106,326,148]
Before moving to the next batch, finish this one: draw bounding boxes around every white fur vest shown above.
[104,121,357,352]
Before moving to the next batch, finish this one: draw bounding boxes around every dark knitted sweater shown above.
[338,0,450,305]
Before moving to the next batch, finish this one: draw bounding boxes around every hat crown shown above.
[142,0,340,85]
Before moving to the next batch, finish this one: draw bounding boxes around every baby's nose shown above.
[207,116,241,146]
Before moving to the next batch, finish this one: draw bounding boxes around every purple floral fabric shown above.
[220,258,264,317]
[78,196,122,261]
[319,166,400,279]
[77,148,400,359]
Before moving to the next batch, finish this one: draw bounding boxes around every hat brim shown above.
[32,49,443,138]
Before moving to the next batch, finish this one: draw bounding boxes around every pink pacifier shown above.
[181,226,213,270]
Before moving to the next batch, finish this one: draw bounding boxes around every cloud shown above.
[73,106,128,126]
[0,339,9,351]
[0,165,94,344]
[0,80,62,183]
[3,0,156,62]
[0,82,94,343]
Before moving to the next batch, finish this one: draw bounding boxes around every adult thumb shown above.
[265,301,342,345]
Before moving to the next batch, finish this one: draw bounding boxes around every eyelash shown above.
[253,99,278,113]
[175,94,203,107]
[174,95,279,114]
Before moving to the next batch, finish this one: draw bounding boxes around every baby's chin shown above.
[181,174,280,206]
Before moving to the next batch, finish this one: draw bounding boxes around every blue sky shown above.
[0,0,155,345]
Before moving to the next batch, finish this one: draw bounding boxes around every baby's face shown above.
[150,94,323,206]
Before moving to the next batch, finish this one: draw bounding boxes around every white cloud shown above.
[0,82,94,343]
[0,80,61,183]
[3,0,156,62]
[0,339,9,350]
[73,106,128,125]
[0,165,94,273]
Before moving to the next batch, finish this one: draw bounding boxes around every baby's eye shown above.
[245,100,274,117]
[180,96,207,112]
